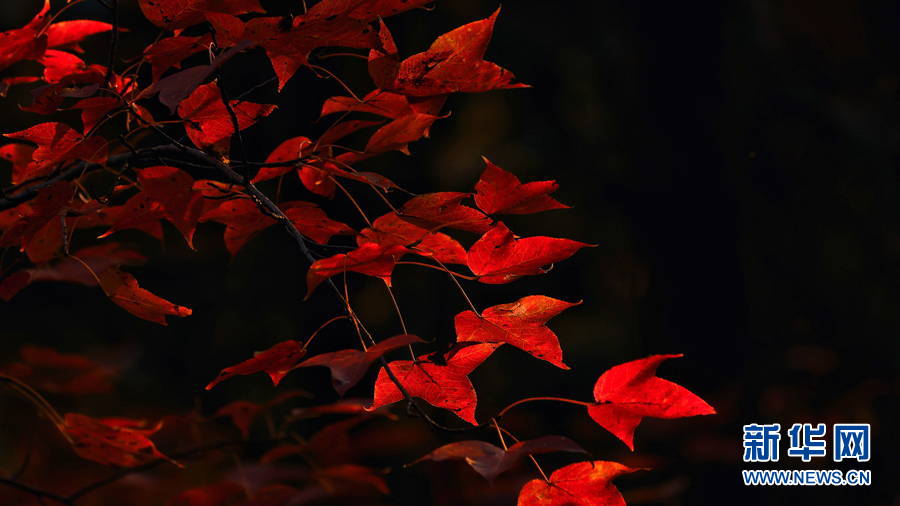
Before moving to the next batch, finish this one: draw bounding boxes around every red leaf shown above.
[399,192,492,234]
[474,157,569,215]
[62,413,175,468]
[358,212,467,265]
[455,295,579,369]
[370,343,499,425]
[369,19,399,89]
[364,113,439,155]
[3,122,107,182]
[144,34,212,82]
[252,135,312,183]
[169,482,244,506]
[98,268,192,325]
[39,50,87,83]
[314,464,389,495]
[201,198,352,256]
[215,391,309,438]
[206,340,306,390]
[177,82,276,152]
[587,354,716,450]
[46,20,113,52]
[0,242,145,301]
[468,222,591,284]
[1,345,117,395]
[517,460,640,506]
[305,243,410,297]
[0,181,73,263]
[322,90,446,119]
[0,143,36,185]
[138,0,263,30]
[295,334,423,395]
[413,435,586,481]
[392,8,529,96]
[100,166,205,247]
[0,0,50,72]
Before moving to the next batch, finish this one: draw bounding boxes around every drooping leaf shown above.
[0,345,117,395]
[358,212,467,265]
[474,157,569,215]
[144,34,213,82]
[455,295,579,369]
[205,340,306,390]
[413,435,587,481]
[468,222,591,284]
[517,460,640,506]
[398,192,492,234]
[587,354,716,450]
[370,343,499,425]
[295,334,423,395]
[364,113,439,155]
[252,135,312,183]
[177,81,276,152]
[98,268,192,325]
[305,243,411,297]
[62,413,175,468]
[0,242,145,301]
[0,181,73,263]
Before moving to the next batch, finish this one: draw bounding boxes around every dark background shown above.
[1,0,898,504]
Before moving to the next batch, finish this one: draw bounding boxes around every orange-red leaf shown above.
[588,354,716,450]
[205,340,306,390]
[46,20,113,52]
[370,343,499,425]
[474,157,569,215]
[518,460,640,506]
[98,268,192,325]
[455,295,579,369]
[364,113,439,155]
[414,436,587,482]
[63,413,175,468]
[177,82,276,152]
[468,222,591,284]
[296,334,423,395]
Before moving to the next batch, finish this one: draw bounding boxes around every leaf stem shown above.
[496,396,595,419]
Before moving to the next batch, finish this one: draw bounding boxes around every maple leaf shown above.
[98,268,192,325]
[370,343,499,425]
[0,0,50,72]
[205,340,306,390]
[0,143,36,185]
[39,50,88,84]
[412,436,586,482]
[455,295,580,369]
[306,243,411,297]
[214,390,308,438]
[321,90,446,120]
[587,354,716,450]
[144,34,213,82]
[474,157,569,215]
[0,345,117,395]
[468,222,592,284]
[45,20,113,53]
[177,81,276,152]
[0,181,73,263]
[200,198,353,256]
[518,460,641,506]
[358,212,467,265]
[138,0,264,31]
[3,122,107,183]
[295,334,423,395]
[251,135,312,184]
[62,413,176,468]
[398,192,492,234]
[364,113,440,155]
[388,8,529,97]
[0,242,146,301]
[100,166,205,248]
